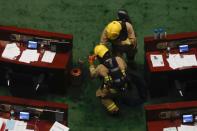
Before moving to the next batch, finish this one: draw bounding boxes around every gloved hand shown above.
[121,38,137,48]
[121,38,131,45]
[88,55,96,65]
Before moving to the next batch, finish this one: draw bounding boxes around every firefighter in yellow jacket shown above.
[100,10,137,66]
[89,44,129,114]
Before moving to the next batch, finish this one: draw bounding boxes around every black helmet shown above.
[117,9,132,24]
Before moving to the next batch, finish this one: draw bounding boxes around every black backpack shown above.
[116,9,132,41]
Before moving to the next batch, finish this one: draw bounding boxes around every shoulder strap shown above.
[116,21,128,41]
[103,57,126,88]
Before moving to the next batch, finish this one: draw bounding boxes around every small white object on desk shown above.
[150,54,164,67]
[177,124,197,131]
[49,121,69,131]
[41,51,56,63]
[163,127,177,131]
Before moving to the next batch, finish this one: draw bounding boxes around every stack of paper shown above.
[41,51,56,63]
[177,124,197,131]
[19,49,40,63]
[0,118,33,131]
[2,43,20,60]
[167,54,197,69]
[150,54,165,67]
[9,120,28,131]
[50,121,69,131]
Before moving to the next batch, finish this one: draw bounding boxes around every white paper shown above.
[49,121,69,131]
[0,118,34,131]
[19,49,40,63]
[177,125,197,131]
[41,51,56,63]
[0,118,7,129]
[163,127,177,131]
[10,121,27,131]
[167,54,197,69]
[150,54,164,67]
[2,43,20,60]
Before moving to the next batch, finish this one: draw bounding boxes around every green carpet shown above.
[0,0,197,130]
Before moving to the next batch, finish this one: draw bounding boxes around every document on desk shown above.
[0,118,7,130]
[10,120,27,131]
[19,49,40,63]
[50,121,69,131]
[177,125,197,131]
[2,43,20,60]
[41,51,56,63]
[167,54,197,69]
[163,127,177,131]
[150,54,164,67]
[0,118,29,131]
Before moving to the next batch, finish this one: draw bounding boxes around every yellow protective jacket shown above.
[89,56,127,98]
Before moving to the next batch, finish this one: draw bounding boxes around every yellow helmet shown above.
[94,44,109,58]
[106,21,122,40]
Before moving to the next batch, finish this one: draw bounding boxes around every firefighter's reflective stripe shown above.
[110,67,119,72]
[109,88,117,94]
[107,102,118,111]
[121,69,126,76]
[104,76,112,82]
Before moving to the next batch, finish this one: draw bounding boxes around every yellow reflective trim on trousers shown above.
[104,76,112,81]
[110,88,117,94]
[107,102,117,111]
[121,69,126,76]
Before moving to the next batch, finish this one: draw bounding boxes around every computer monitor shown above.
[179,44,189,53]
[182,114,194,124]
[27,41,38,49]
[19,111,30,120]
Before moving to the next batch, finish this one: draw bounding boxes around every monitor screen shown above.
[19,112,30,120]
[179,45,189,53]
[28,41,38,49]
[182,114,193,124]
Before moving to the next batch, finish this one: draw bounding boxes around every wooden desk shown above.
[145,101,197,131]
[144,32,197,97]
[0,40,71,70]
[0,95,68,131]
[0,25,73,96]
[146,48,197,73]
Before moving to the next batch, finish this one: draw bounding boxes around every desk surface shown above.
[146,48,197,72]
[0,95,68,131]
[144,32,197,73]
[145,101,197,131]
[0,25,73,70]
[0,40,71,70]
